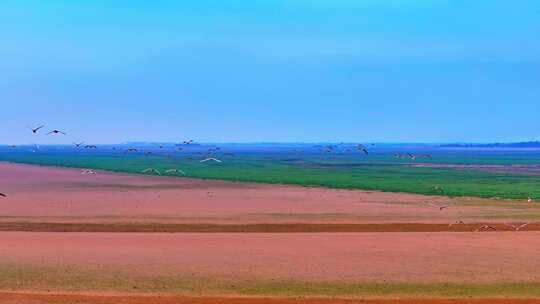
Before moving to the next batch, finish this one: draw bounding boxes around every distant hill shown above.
[441,141,540,148]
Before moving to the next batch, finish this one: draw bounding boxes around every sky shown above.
[2,0,540,144]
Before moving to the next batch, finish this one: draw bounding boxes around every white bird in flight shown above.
[142,168,161,175]
[504,222,531,231]
[200,158,222,163]
[165,169,186,175]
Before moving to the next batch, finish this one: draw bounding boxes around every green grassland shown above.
[1,148,540,199]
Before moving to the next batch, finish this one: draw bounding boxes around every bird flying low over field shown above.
[427,202,450,211]
[47,129,66,135]
[449,220,465,227]
[475,225,497,232]
[165,169,186,175]
[73,142,84,147]
[81,169,96,174]
[28,125,45,134]
[142,168,161,175]
[200,158,222,163]
[504,222,531,231]
[84,145,97,149]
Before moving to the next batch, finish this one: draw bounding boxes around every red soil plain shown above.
[1,162,540,303]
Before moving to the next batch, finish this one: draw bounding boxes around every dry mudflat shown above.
[1,162,540,303]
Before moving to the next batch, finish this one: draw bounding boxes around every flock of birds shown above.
[1,124,537,233]
[21,125,232,177]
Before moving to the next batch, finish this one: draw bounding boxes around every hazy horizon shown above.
[4,140,540,147]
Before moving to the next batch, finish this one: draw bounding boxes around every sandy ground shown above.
[1,232,540,283]
[1,162,540,301]
[2,292,540,304]
[2,293,540,304]
[0,162,533,225]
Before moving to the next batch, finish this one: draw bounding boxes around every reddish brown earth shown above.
[2,232,540,282]
[0,222,539,232]
[0,162,529,225]
[1,292,540,304]
[1,162,539,301]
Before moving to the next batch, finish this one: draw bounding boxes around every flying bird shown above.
[47,129,66,135]
[431,186,444,194]
[427,202,450,211]
[165,169,186,175]
[81,169,96,175]
[0,193,6,198]
[28,125,45,134]
[142,168,161,175]
[448,220,465,227]
[475,225,497,232]
[73,142,84,148]
[357,145,369,155]
[504,222,531,231]
[125,148,138,153]
[200,158,222,163]
[183,140,195,145]
[84,145,97,149]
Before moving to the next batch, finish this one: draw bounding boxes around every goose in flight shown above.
[0,193,6,198]
[84,145,97,149]
[142,168,161,175]
[431,186,444,193]
[357,145,369,155]
[448,220,465,227]
[183,140,195,145]
[165,169,186,175]
[28,125,45,134]
[504,222,530,231]
[200,157,222,163]
[73,142,84,148]
[475,225,497,232]
[427,202,450,211]
[47,129,66,135]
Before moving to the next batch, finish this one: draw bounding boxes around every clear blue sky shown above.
[2,0,540,144]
